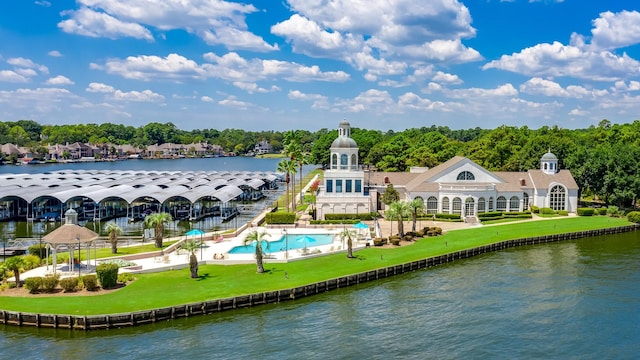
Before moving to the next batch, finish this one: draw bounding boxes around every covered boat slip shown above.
[0,170,283,222]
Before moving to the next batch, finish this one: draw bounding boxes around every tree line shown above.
[1,119,639,207]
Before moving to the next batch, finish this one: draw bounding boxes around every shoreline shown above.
[1,222,637,330]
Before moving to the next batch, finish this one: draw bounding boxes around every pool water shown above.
[228,234,336,254]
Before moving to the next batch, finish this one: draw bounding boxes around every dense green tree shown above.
[144,212,173,248]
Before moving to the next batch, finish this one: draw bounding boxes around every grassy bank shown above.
[0,216,631,315]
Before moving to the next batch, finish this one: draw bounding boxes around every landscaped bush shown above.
[598,208,608,216]
[310,219,360,225]
[435,213,462,220]
[478,211,503,219]
[557,210,569,216]
[59,277,79,292]
[265,212,296,224]
[373,238,386,246]
[98,259,137,268]
[606,206,622,217]
[96,263,119,289]
[627,211,640,223]
[22,254,42,270]
[324,213,377,221]
[28,244,47,259]
[82,275,99,291]
[24,277,43,294]
[530,205,539,214]
[577,208,595,216]
[42,274,60,292]
[390,238,401,246]
[540,207,555,215]
[117,272,136,283]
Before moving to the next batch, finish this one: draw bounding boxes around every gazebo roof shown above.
[43,224,99,244]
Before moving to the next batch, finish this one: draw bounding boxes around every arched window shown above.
[456,171,475,181]
[427,196,438,214]
[523,193,529,211]
[442,197,450,213]
[488,197,494,212]
[550,185,566,211]
[331,154,338,170]
[496,196,507,211]
[452,197,462,215]
[340,154,348,170]
[509,196,520,211]
[351,154,357,170]
[478,197,486,214]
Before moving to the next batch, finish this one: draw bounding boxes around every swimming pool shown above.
[228,234,336,254]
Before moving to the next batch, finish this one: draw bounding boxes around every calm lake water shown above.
[1,232,639,359]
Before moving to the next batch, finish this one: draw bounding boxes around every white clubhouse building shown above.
[316,120,579,220]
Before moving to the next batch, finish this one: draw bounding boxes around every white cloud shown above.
[334,89,399,114]
[447,83,518,99]
[113,89,164,102]
[271,14,349,57]
[0,70,29,83]
[232,81,280,93]
[590,10,640,51]
[7,57,49,74]
[218,96,253,109]
[86,82,116,93]
[288,90,329,109]
[48,50,63,57]
[60,0,275,52]
[201,96,214,102]
[569,108,589,116]
[432,71,462,84]
[45,75,74,85]
[59,8,154,41]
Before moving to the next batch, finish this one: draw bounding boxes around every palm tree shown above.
[409,197,425,233]
[181,239,200,278]
[144,212,173,248]
[104,221,122,254]
[277,159,292,212]
[5,256,26,287]
[340,228,355,258]
[244,229,271,273]
[386,201,411,237]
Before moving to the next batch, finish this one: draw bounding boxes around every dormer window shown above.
[456,171,475,181]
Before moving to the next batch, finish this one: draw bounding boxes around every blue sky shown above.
[1,0,640,131]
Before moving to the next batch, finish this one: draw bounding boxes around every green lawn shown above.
[52,241,178,262]
[0,216,631,315]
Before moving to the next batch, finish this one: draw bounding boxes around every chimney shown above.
[519,178,526,186]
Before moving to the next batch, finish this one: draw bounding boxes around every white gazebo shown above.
[42,209,99,275]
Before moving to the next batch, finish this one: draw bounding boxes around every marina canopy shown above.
[0,169,283,206]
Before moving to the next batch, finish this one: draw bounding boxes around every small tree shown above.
[144,212,173,248]
[4,256,26,287]
[386,201,411,238]
[104,222,122,254]
[340,228,355,258]
[381,183,400,205]
[181,239,201,278]
[409,197,425,232]
[244,230,271,273]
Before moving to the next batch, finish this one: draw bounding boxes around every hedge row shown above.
[324,213,377,221]
[265,212,296,224]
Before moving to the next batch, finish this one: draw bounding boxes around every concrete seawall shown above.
[2,224,638,330]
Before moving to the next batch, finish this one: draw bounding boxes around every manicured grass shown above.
[0,216,631,315]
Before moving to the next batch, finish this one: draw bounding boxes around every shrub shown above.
[265,212,296,224]
[118,272,136,283]
[96,263,119,289]
[82,275,98,291]
[557,210,569,216]
[530,205,539,214]
[540,207,555,215]
[390,238,401,246]
[577,208,595,216]
[606,206,621,217]
[99,259,137,268]
[24,277,43,293]
[435,213,461,220]
[59,277,79,292]
[28,244,47,259]
[42,274,60,292]
[627,211,640,224]
[22,254,42,270]
[597,208,607,216]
